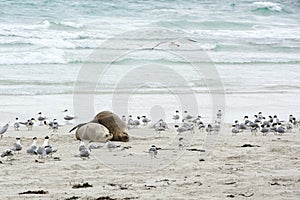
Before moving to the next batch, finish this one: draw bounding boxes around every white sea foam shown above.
[0,49,66,65]
[252,2,283,12]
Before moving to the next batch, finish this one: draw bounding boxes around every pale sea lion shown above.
[75,123,113,142]
[70,111,130,142]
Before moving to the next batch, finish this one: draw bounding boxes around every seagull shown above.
[286,120,293,132]
[181,120,194,132]
[206,124,213,134]
[231,122,241,136]
[262,117,271,126]
[175,124,188,134]
[251,127,258,135]
[197,121,205,132]
[154,119,168,133]
[77,140,91,158]
[52,121,58,132]
[258,112,263,120]
[148,145,158,159]
[243,116,252,125]
[44,118,57,130]
[27,118,35,131]
[142,116,151,126]
[1,149,14,160]
[231,127,240,136]
[0,122,9,138]
[191,115,202,124]
[253,115,260,123]
[27,137,38,154]
[121,115,126,123]
[133,116,141,127]
[14,118,20,131]
[35,136,57,158]
[183,111,193,120]
[106,141,120,152]
[37,112,47,125]
[127,115,134,127]
[52,119,59,132]
[63,109,76,123]
[216,110,222,119]
[276,123,286,135]
[172,110,180,123]
[35,146,46,158]
[178,137,184,150]
[231,120,242,136]
[11,137,22,154]
[273,115,280,125]
[261,124,270,136]
[21,118,35,131]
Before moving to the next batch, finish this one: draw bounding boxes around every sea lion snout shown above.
[121,132,129,142]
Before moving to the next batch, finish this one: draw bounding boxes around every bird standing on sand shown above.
[231,121,241,136]
[1,149,14,160]
[27,118,35,131]
[206,124,213,134]
[175,124,187,134]
[183,110,193,121]
[0,122,9,138]
[11,137,22,154]
[217,110,222,119]
[154,119,168,133]
[198,121,205,132]
[251,127,258,135]
[20,118,35,131]
[35,136,57,158]
[142,116,151,126]
[27,137,38,154]
[121,115,126,123]
[127,115,134,127]
[14,118,20,131]
[51,119,59,132]
[148,145,158,159]
[63,109,76,123]
[133,116,141,127]
[276,123,286,135]
[172,110,180,123]
[178,137,184,150]
[261,124,270,136]
[77,140,91,158]
[37,112,47,126]
[106,141,120,152]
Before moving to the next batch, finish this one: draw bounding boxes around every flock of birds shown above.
[121,109,224,158]
[0,109,76,134]
[122,109,223,135]
[1,136,57,160]
[231,112,299,136]
[1,109,298,161]
[0,109,75,160]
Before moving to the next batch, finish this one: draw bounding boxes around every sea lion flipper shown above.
[69,123,87,133]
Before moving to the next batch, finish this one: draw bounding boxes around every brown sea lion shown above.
[70,111,130,142]
[90,111,130,142]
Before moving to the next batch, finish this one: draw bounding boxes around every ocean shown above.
[0,0,300,124]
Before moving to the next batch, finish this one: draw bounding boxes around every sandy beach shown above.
[0,123,299,200]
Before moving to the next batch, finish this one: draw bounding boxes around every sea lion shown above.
[90,111,130,142]
[75,123,113,142]
[70,111,130,142]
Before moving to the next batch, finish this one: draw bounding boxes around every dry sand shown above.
[0,123,299,200]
